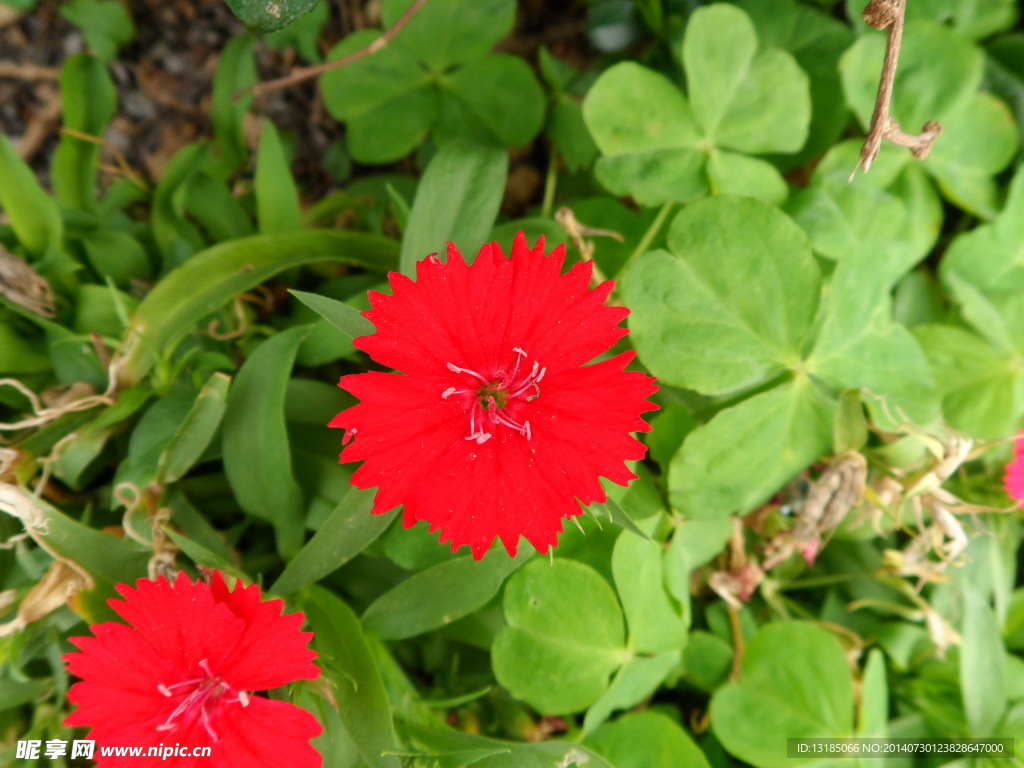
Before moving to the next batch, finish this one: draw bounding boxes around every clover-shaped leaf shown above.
[584,3,810,206]
[321,0,543,163]
[711,622,854,766]
[625,196,937,518]
[493,559,626,715]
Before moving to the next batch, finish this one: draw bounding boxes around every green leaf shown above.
[734,0,853,165]
[705,150,787,205]
[669,378,835,518]
[585,62,708,206]
[612,531,686,653]
[582,652,681,734]
[163,527,236,573]
[858,649,889,738]
[210,35,256,174]
[0,135,64,257]
[924,93,1018,218]
[840,20,983,132]
[902,0,1019,38]
[710,621,854,766]
[79,229,151,287]
[548,95,599,171]
[290,289,374,341]
[58,0,135,61]
[256,121,304,234]
[437,54,545,149]
[52,54,118,212]
[301,586,403,768]
[834,389,869,454]
[362,548,532,640]
[185,173,256,242]
[272,488,396,595]
[113,229,397,385]
[809,306,938,425]
[321,2,535,163]
[914,324,1021,440]
[0,324,51,373]
[941,166,1024,293]
[962,584,1008,736]
[402,723,615,768]
[0,679,51,711]
[585,711,710,768]
[222,327,308,558]
[225,0,321,33]
[157,372,231,483]
[321,31,434,164]
[583,5,809,205]
[399,140,507,275]
[622,196,819,394]
[151,141,210,257]
[684,5,809,153]
[493,559,626,714]
[0,486,148,586]
[786,183,909,264]
[380,0,515,71]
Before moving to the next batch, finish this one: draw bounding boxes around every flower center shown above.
[442,347,545,444]
[155,659,250,742]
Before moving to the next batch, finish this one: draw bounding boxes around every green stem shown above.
[540,150,558,220]
[775,573,858,592]
[614,201,675,281]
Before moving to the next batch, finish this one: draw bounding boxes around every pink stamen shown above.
[443,347,544,443]
[154,659,248,744]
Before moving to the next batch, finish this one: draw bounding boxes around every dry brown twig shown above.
[242,0,431,101]
[850,0,942,179]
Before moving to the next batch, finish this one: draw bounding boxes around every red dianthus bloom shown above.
[330,232,658,559]
[63,572,321,768]
[1005,434,1024,508]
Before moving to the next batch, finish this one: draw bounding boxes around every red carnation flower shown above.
[63,572,321,768]
[1005,434,1024,508]
[330,231,658,559]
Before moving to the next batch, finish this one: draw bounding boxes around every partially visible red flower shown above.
[63,572,321,768]
[1005,434,1024,507]
[330,231,658,559]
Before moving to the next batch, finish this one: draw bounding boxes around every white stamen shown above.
[441,387,457,399]
[237,690,251,707]
[158,683,174,697]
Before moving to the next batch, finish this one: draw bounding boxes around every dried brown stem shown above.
[242,0,431,101]
[0,62,60,81]
[850,0,942,179]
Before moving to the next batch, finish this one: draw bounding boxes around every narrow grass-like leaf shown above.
[301,586,403,768]
[114,229,398,386]
[272,487,394,595]
[291,289,374,341]
[256,121,303,234]
[0,135,64,256]
[400,140,507,275]
[362,548,532,640]
[222,326,307,558]
[961,584,1007,736]
[157,372,231,483]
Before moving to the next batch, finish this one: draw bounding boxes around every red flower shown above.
[1005,434,1024,507]
[63,572,321,768]
[330,232,658,559]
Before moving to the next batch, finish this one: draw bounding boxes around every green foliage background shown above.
[2,0,1024,765]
